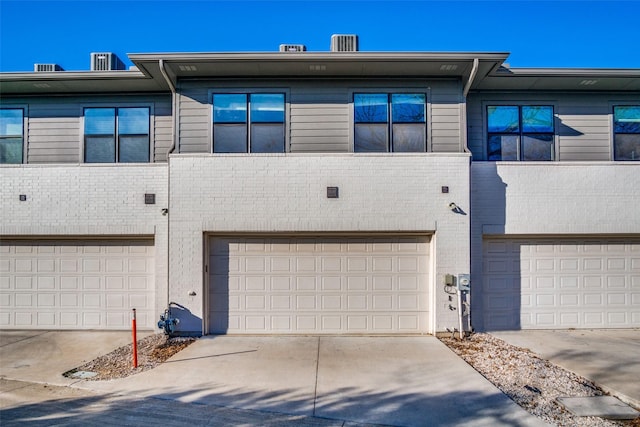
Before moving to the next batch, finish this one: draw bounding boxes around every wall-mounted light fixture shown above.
[19,195,27,201]
[161,208,169,216]
[449,202,465,214]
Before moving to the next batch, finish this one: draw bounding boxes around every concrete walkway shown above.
[491,329,640,409]
[0,332,546,427]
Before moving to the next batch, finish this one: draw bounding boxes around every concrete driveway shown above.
[491,329,640,409]
[0,331,545,427]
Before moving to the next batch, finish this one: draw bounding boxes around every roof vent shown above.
[34,63,64,72]
[279,44,306,52]
[330,34,358,52]
[90,52,125,71]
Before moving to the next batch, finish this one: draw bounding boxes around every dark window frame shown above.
[613,105,640,161]
[0,107,25,164]
[83,106,151,164]
[486,105,555,161]
[353,92,427,153]
[212,92,286,153]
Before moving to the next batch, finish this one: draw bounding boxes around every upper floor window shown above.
[487,105,554,161]
[613,106,640,161]
[354,93,426,152]
[0,108,23,164]
[212,93,285,153]
[84,107,150,163]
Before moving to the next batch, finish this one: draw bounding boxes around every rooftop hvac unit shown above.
[279,44,307,52]
[90,52,125,71]
[330,34,359,52]
[34,63,64,72]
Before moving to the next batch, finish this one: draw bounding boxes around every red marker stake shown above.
[132,308,138,368]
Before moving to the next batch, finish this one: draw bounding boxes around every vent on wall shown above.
[330,34,359,52]
[34,63,64,72]
[90,52,126,71]
[279,44,306,52]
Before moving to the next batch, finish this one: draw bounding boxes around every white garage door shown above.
[483,238,640,330]
[0,239,155,330]
[208,236,430,334]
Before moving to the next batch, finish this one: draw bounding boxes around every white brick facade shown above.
[0,164,169,327]
[470,162,640,330]
[168,154,471,333]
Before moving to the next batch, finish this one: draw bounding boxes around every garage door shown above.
[483,238,640,330]
[0,239,155,330]
[208,236,430,334]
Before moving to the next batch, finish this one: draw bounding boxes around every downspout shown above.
[159,59,177,309]
[460,58,479,153]
[461,58,479,335]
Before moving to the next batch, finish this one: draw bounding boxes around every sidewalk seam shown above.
[312,336,320,416]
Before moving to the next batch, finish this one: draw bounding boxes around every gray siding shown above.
[467,92,639,161]
[2,95,172,164]
[178,79,463,154]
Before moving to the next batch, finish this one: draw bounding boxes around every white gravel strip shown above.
[440,333,639,427]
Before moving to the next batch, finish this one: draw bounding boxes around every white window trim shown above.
[80,102,155,164]
[208,88,290,154]
[349,87,432,153]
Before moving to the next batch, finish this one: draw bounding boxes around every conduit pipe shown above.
[159,59,177,309]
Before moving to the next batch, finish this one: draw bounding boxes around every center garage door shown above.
[0,239,155,330]
[483,238,640,330]
[208,235,431,334]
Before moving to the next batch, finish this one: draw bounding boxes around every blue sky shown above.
[1,0,639,72]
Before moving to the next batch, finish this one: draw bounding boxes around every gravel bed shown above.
[440,333,639,427]
[63,334,196,381]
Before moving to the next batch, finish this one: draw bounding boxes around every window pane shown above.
[0,137,23,164]
[0,109,23,136]
[614,134,640,161]
[85,108,115,135]
[251,124,285,153]
[214,124,247,153]
[118,108,149,135]
[354,123,388,152]
[488,135,518,161]
[522,106,553,133]
[85,135,115,162]
[392,124,426,152]
[250,94,284,123]
[392,94,425,123]
[614,106,640,133]
[522,134,554,161]
[119,135,149,162]
[213,94,247,123]
[488,106,519,133]
[354,94,388,123]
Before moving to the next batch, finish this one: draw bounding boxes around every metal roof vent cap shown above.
[90,52,125,71]
[34,63,64,72]
[279,44,306,52]
[331,34,359,52]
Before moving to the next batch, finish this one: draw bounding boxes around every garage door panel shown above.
[0,239,155,330]
[209,236,430,334]
[483,238,640,330]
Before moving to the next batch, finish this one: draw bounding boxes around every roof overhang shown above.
[1,51,639,95]
[0,69,170,95]
[471,66,640,92]
[130,51,509,85]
